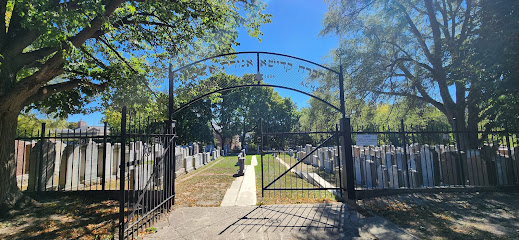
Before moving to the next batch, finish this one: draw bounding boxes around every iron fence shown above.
[119,107,176,240]
[260,119,343,200]
[13,109,177,240]
[14,122,123,192]
[350,120,519,198]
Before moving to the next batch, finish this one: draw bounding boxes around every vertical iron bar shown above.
[336,124,342,193]
[339,65,346,119]
[260,118,264,197]
[505,123,515,184]
[78,128,82,191]
[15,132,19,189]
[119,106,127,240]
[340,118,355,200]
[169,64,174,122]
[37,122,46,192]
[20,133,26,190]
[164,122,168,212]
[102,122,108,191]
[171,120,176,206]
[257,52,260,75]
[453,118,466,187]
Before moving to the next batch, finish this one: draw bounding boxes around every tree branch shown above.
[372,89,446,115]
[424,0,443,63]
[459,0,472,43]
[398,64,445,111]
[15,47,59,69]
[68,0,124,47]
[78,46,108,69]
[0,0,7,42]
[437,0,452,42]
[96,36,137,73]
[396,3,435,64]
[65,69,110,81]
[23,78,107,106]
[0,50,65,112]
[211,121,222,137]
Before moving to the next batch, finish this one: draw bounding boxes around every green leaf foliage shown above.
[0,0,271,117]
[320,0,519,134]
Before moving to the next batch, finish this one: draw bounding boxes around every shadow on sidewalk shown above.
[219,203,361,238]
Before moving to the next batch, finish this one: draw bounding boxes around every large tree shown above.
[321,0,518,148]
[211,74,299,150]
[0,0,270,206]
[475,0,519,129]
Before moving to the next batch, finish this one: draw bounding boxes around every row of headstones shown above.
[290,143,519,189]
[26,140,166,191]
[289,144,340,174]
[352,144,519,189]
[176,144,221,174]
[21,139,226,191]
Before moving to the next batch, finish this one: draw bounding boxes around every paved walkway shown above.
[144,156,418,239]
[220,156,258,206]
[144,203,417,240]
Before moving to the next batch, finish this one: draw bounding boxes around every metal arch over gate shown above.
[168,51,356,201]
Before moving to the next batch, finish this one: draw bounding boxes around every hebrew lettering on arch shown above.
[297,65,306,73]
[246,59,253,67]
[310,69,319,80]
[268,59,275,67]
[260,59,267,67]
[279,61,286,71]
[229,60,236,67]
[285,63,293,71]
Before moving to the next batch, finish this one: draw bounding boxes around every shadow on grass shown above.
[358,191,519,239]
[0,192,118,240]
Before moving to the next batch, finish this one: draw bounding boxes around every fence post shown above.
[102,122,108,191]
[400,119,410,188]
[340,117,355,200]
[452,118,466,187]
[505,122,516,184]
[170,120,176,206]
[260,118,264,197]
[37,122,46,192]
[119,106,127,240]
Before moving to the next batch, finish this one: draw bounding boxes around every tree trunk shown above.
[450,109,478,152]
[0,109,26,208]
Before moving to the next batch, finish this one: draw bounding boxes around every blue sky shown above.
[67,0,337,126]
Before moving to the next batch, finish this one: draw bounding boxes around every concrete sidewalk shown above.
[144,203,418,240]
[220,156,258,206]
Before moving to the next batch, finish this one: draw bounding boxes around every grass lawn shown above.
[0,193,118,240]
[173,156,242,207]
[254,154,339,205]
[359,192,519,239]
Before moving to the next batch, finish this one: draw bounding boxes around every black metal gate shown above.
[260,121,344,199]
[119,106,176,239]
[168,51,356,201]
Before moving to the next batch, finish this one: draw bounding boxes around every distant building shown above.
[56,121,110,137]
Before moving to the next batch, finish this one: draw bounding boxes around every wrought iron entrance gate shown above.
[119,107,176,239]
[117,51,357,238]
[168,52,356,201]
[260,123,344,198]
